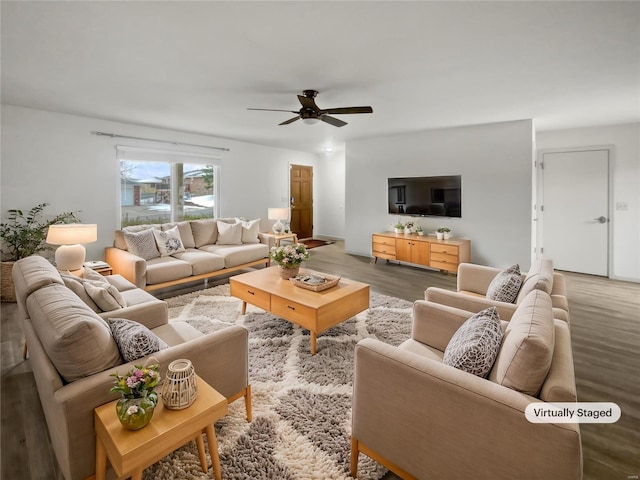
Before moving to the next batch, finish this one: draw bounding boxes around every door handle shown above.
[594,216,607,224]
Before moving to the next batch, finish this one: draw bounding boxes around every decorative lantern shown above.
[161,359,198,410]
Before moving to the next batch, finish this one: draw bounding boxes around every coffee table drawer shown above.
[230,283,271,310]
[271,295,316,329]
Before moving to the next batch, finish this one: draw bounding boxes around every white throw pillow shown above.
[84,280,127,312]
[237,218,261,244]
[124,229,160,260]
[152,225,186,257]
[443,307,503,378]
[216,221,243,245]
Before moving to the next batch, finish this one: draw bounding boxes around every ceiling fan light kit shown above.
[248,90,373,127]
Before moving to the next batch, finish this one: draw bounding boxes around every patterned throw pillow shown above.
[124,229,160,260]
[108,318,169,362]
[486,264,523,303]
[152,226,186,257]
[443,307,503,378]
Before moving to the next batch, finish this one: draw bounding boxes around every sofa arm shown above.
[105,246,147,288]
[258,232,276,249]
[352,339,583,480]
[412,300,471,351]
[425,287,518,320]
[99,300,169,329]
[456,263,501,294]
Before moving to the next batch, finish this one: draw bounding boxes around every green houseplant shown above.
[0,203,80,301]
[393,222,405,234]
[436,227,451,240]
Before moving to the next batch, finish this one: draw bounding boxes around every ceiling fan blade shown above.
[247,108,298,113]
[279,116,300,126]
[320,106,373,115]
[320,115,347,127]
[297,95,320,112]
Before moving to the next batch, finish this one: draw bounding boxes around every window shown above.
[117,146,220,228]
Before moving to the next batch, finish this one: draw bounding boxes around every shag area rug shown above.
[144,283,413,480]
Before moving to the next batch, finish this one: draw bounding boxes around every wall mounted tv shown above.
[388,175,462,218]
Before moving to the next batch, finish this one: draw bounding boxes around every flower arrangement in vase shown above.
[269,244,310,279]
[404,221,415,234]
[110,363,161,430]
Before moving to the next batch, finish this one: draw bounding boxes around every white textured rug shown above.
[144,283,413,480]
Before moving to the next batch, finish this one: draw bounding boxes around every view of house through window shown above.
[120,160,218,227]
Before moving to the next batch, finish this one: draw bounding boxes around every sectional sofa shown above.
[106,218,274,291]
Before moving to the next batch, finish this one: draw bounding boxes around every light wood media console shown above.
[372,232,471,273]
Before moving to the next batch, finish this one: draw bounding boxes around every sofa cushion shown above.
[84,280,127,311]
[236,218,261,244]
[216,221,243,245]
[124,229,160,260]
[200,243,269,268]
[443,307,503,378]
[162,221,195,248]
[171,249,225,275]
[60,273,100,312]
[26,285,122,382]
[108,318,169,362]
[190,219,218,247]
[145,257,192,285]
[486,264,523,303]
[515,257,554,303]
[489,289,554,396]
[11,256,64,305]
[153,226,186,257]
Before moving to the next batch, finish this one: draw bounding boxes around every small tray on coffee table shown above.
[290,271,341,292]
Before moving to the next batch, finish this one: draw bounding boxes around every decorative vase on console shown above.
[269,244,311,279]
[110,363,161,430]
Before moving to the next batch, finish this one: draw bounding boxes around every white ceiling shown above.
[2,1,639,154]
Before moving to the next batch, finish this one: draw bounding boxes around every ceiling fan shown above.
[247,89,373,127]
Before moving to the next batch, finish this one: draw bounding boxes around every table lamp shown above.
[268,208,290,234]
[46,224,97,271]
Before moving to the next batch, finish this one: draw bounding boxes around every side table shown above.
[94,375,228,480]
[273,233,299,247]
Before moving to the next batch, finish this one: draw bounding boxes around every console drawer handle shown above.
[287,305,296,310]
[247,290,255,295]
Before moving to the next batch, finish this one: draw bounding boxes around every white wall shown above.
[537,123,640,281]
[314,148,346,239]
[1,105,317,262]
[345,120,535,269]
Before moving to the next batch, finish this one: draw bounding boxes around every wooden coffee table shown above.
[94,375,227,480]
[230,266,370,355]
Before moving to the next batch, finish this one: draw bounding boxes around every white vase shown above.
[436,232,444,240]
[394,228,404,234]
[444,232,451,240]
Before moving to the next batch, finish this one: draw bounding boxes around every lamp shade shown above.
[46,224,97,245]
[268,208,290,221]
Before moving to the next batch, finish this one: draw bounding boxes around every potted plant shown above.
[436,227,451,240]
[393,222,405,234]
[269,244,310,279]
[0,203,80,302]
[415,225,424,236]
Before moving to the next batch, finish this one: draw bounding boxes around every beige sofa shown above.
[13,255,251,480]
[106,218,274,291]
[425,257,570,322]
[350,290,582,480]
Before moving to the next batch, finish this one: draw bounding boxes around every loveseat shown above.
[106,218,274,291]
[350,290,582,480]
[424,257,570,322]
[13,255,251,480]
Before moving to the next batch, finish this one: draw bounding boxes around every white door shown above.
[541,149,609,276]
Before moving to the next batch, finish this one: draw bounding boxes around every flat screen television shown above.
[388,175,462,218]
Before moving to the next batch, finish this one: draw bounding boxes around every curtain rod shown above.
[92,131,230,152]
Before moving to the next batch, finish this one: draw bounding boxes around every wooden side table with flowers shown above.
[94,371,228,480]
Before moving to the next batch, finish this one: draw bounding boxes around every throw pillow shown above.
[486,264,523,303]
[190,219,218,247]
[60,273,100,313]
[152,226,186,257]
[237,218,261,244]
[108,318,169,362]
[216,221,243,245]
[443,307,503,378]
[124,229,160,260]
[84,280,127,312]
[83,266,109,283]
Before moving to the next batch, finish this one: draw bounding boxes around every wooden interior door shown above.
[290,165,313,239]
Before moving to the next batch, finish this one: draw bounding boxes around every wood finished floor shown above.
[1,241,639,480]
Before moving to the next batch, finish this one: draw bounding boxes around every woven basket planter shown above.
[1,262,17,303]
